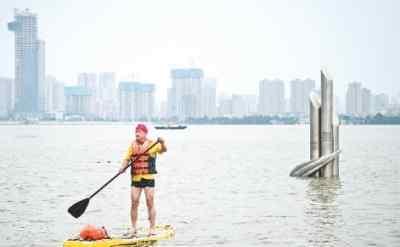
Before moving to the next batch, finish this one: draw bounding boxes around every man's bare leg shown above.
[130,187,142,236]
[144,187,156,235]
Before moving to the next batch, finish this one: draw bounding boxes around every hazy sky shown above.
[0,0,399,103]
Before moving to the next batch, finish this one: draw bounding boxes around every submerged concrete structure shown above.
[290,69,341,178]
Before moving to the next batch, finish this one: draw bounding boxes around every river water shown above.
[0,124,399,246]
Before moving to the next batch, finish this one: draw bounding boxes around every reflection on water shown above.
[305,178,346,246]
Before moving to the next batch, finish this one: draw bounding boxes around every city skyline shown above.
[1,67,398,120]
[1,0,399,103]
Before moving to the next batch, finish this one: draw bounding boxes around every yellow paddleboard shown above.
[63,225,175,247]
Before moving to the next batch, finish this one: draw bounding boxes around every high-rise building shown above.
[167,68,203,120]
[166,88,175,119]
[78,73,98,118]
[64,86,91,117]
[52,80,65,113]
[119,81,155,121]
[159,101,167,119]
[99,72,116,101]
[361,88,372,116]
[246,94,258,115]
[231,94,247,117]
[43,75,55,113]
[386,93,400,115]
[99,72,117,120]
[395,92,400,105]
[0,78,13,118]
[346,82,362,116]
[36,75,64,115]
[201,78,217,118]
[78,73,98,89]
[218,94,232,117]
[258,79,285,115]
[231,94,257,117]
[8,8,45,115]
[372,93,389,114]
[290,78,315,116]
[37,40,45,113]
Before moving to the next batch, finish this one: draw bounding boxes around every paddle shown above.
[68,139,160,218]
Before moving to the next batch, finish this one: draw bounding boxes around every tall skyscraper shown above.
[159,101,167,119]
[290,78,315,116]
[361,88,372,116]
[373,93,389,114]
[218,94,233,117]
[201,78,217,118]
[231,94,247,117]
[52,80,65,113]
[167,68,203,120]
[78,73,98,118]
[64,86,91,117]
[245,94,258,115]
[395,92,400,105]
[35,75,64,116]
[258,79,285,115]
[99,72,116,102]
[43,75,55,113]
[166,88,175,119]
[119,81,155,121]
[346,82,362,116]
[99,72,117,120]
[231,94,257,117]
[0,78,13,118]
[8,8,45,115]
[386,92,400,115]
[37,40,46,113]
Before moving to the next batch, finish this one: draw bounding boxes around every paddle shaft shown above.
[88,140,160,199]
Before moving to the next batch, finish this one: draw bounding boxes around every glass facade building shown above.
[8,9,44,116]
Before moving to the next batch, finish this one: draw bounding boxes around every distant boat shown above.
[155,124,187,130]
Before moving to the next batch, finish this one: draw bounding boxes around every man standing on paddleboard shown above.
[119,123,167,237]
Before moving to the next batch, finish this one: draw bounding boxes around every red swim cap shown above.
[135,123,148,134]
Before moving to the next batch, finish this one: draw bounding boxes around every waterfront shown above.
[0,125,399,246]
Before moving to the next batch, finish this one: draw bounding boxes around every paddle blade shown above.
[68,198,90,218]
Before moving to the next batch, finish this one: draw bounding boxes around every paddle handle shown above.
[89,140,160,199]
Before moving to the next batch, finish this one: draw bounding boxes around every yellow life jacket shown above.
[130,140,157,175]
